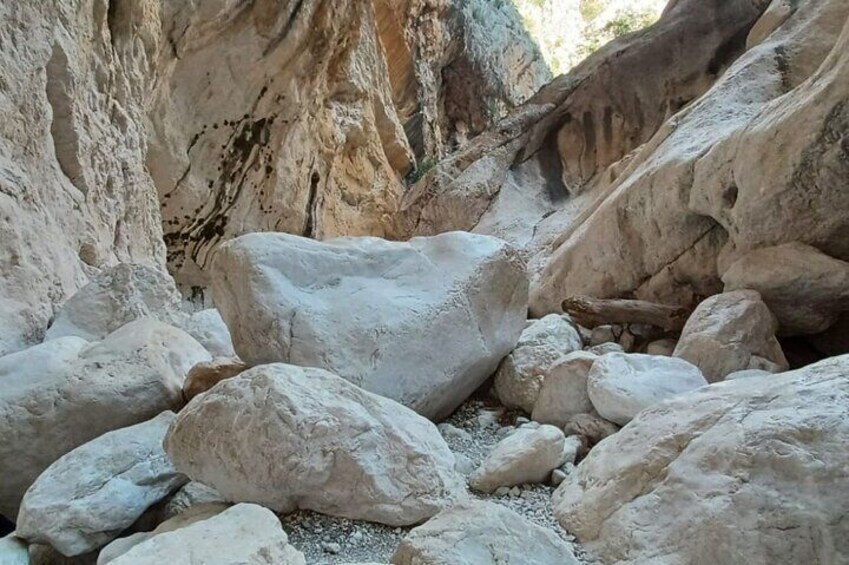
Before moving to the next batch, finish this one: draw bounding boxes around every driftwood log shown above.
[562,296,690,332]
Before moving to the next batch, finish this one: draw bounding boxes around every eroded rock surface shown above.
[16,412,187,556]
[212,231,527,420]
[673,290,788,382]
[109,504,305,565]
[392,500,579,565]
[0,0,546,354]
[722,243,849,335]
[531,351,597,427]
[494,314,583,413]
[469,425,565,493]
[554,355,849,565]
[0,319,208,519]
[165,364,459,526]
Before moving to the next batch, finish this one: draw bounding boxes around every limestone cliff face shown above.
[531,0,849,316]
[400,0,767,255]
[0,0,166,355]
[151,0,551,291]
[401,0,849,341]
[0,0,548,354]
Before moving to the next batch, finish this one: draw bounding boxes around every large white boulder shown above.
[164,364,460,526]
[469,425,566,493]
[722,243,849,335]
[108,504,304,565]
[494,314,584,413]
[44,264,186,342]
[553,355,849,565]
[531,351,597,427]
[587,353,708,426]
[16,412,187,556]
[392,500,580,565]
[673,290,788,382]
[0,319,209,519]
[210,231,528,420]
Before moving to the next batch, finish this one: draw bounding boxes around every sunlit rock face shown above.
[0,0,547,353]
[514,0,668,74]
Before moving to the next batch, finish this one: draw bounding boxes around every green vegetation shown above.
[407,157,437,185]
[604,8,657,36]
[578,8,658,59]
[579,0,604,21]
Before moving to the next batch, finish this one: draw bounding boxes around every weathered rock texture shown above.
[469,425,566,493]
[165,364,459,526]
[44,264,185,342]
[531,351,597,427]
[0,1,167,356]
[399,0,849,332]
[16,412,187,556]
[494,314,583,413]
[0,319,208,520]
[673,290,788,382]
[211,231,527,420]
[0,0,547,354]
[530,0,849,313]
[399,0,769,270]
[554,354,849,565]
[392,500,579,565]
[722,242,849,335]
[109,504,305,565]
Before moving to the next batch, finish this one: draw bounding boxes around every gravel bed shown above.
[278,392,587,564]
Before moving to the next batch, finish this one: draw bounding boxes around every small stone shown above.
[437,423,472,443]
[321,542,341,554]
[646,338,677,356]
[586,342,624,355]
[495,314,583,412]
[470,425,566,493]
[551,469,568,487]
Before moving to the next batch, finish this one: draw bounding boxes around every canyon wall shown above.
[0,0,548,355]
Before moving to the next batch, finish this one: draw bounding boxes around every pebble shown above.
[322,542,341,554]
[551,469,568,486]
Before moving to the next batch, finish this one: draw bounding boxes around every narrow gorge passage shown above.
[1,0,848,564]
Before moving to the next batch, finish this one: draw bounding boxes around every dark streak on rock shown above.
[262,0,306,57]
[303,170,321,238]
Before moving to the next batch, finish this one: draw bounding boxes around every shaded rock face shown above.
[16,412,187,557]
[398,0,768,255]
[0,319,209,520]
[0,0,167,356]
[530,0,849,313]
[673,290,788,382]
[0,0,547,354]
[554,355,849,565]
[399,0,849,329]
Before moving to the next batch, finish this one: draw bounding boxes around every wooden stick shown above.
[561,296,690,332]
